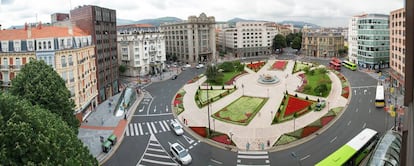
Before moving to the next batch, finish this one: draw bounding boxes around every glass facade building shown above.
[357,14,390,69]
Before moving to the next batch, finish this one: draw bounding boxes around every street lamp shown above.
[229,131,233,145]
[207,82,211,137]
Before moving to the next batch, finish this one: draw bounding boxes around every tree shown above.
[205,64,223,84]
[272,34,287,52]
[0,93,98,165]
[9,60,79,132]
[291,36,302,50]
[314,84,328,96]
[338,46,348,56]
[219,61,235,72]
[286,33,296,47]
[119,64,127,74]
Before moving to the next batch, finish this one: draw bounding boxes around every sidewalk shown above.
[177,60,347,151]
[77,69,181,164]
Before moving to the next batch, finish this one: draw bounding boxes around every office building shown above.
[161,13,216,64]
[389,8,406,94]
[70,5,119,103]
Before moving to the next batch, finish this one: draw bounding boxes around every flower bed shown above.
[211,134,231,145]
[274,107,343,146]
[247,61,266,72]
[284,96,313,117]
[187,74,204,84]
[332,70,350,99]
[271,61,288,70]
[173,89,186,115]
[195,88,237,108]
[213,96,268,126]
[225,71,247,85]
[342,86,350,98]
[190,127,207,138]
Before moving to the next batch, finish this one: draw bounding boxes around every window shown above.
[68,55,73,66]
[48,41,52,49]
[61,71,67,82]
[28,41,34,50]
[68,70,74,83]
[61,56,67,67]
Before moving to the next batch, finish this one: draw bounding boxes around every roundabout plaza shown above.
[173,59,349,151]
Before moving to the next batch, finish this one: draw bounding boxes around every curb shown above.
[97,92,145,165]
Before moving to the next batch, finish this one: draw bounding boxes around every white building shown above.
[348,14,365,64]
[218,21,278,58]
[117,24,166,77]
[161,13,216,64]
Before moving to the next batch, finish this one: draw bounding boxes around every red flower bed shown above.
[247,62,265,71]
[212,134,231,145]
[225,71,247,85]
[272,61,287,70]
[176,93,182,98]
[342,86,350,98]
[190,127,207,137]
[284,96,312,117]
[321,116,335,126]
[173,99,182,106]
[301,126,320,138]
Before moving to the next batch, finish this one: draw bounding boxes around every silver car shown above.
[170,143,192,165]
[170,121,184,135]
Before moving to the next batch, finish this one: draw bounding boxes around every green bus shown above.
[342,60,357,71]
[316,128,379,166]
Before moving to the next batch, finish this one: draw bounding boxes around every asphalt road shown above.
[105,50,392,166]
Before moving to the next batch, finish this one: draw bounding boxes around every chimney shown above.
[24,22,28,30]
[0,24,2,30]
[68,24,73,36]
[27,25,32,38]
[37,21,42,29]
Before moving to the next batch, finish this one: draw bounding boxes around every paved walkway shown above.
[78,69,180,164]
[178,60,347,150]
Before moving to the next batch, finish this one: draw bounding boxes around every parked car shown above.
[170,143,192,165]
[171,75,178,80]
[184,64,191,68]
[196,63,204,69]
[170,120,184,135]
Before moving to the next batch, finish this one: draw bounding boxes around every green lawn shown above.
[293,62,310,73]
[198,90,228,103]
[303,72,332,97]
[209,71,243,85]
[213,96,268,125]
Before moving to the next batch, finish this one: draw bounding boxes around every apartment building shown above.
[301,31,344,57]
[218,21,278,58]
[0,24,98,121]
[117,24,166,77]
[70,5,119,103]
[356,14,390,69]
[390,8,406,93]
[348,14,365,64]
[160,13,216,64]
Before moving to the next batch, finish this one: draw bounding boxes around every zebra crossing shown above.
[237,151,270,166]
[126,119,177,136]
[137,134,178,166]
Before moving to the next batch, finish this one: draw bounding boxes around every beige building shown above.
[301,31,344,57]
[390,8,406,93]
[161,13,216,64]
[0,24,97,121]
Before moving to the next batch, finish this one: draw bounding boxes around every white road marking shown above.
[369,109,371,114]
[134,123,139,136]
[125,125,130,136]
[151,122,158,134]
[154,105,157,113]
[146,97,154,115]
[347,121,352,126]
[133,113,173,117]
[138,123,143,135]
[211,159,223,165]
[330,136,337,143]
[146,122,153,135]
[147,147,164,153]
[144,153,171,159]
[129,124,135,136]
[159,121,166,132]
[163,121,171,131]
[363,122,366,128]
[300,155,311,161]
[140,158,178,166]
[139,106,145,112]
[183,135,195,144]
[237,155,269,159]
[238,151,268,155]
[355,108,359,113]
[166,105,169,112]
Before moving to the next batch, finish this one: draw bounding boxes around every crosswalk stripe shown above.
[238,151,268,155]
[138,123,143,135]
[134,123,139,136]
[146,122,153,135]
[159,121,166,132]
[130,124,135,136]
[163,120,171,131]
[151,122,158,134]
[125,125,130,136]
[237,155,269,159]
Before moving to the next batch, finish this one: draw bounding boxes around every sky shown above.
[0,0,405,29]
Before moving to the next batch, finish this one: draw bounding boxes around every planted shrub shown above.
[210,86,213,90]
[295,93,298,97]
[234,85,237,89]
[199,86,201,90]
[222,85,225,90]
[305,96,309,100]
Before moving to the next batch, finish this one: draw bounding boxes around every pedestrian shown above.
[124,114,127,120]
[101,118,104,125]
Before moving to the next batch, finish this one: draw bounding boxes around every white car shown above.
[170,143,192,165]
[170,121,184,135]
[184,64,191,68]
[196,64,204,69]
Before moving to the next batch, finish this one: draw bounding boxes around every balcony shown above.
[0,65,8,71]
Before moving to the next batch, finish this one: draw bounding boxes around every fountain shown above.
[257,74,280,85]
